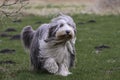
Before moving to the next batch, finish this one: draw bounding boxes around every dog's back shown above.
[21,26,35,49]
[21,24,49,49]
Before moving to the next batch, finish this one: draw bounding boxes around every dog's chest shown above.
[39,40,69,64]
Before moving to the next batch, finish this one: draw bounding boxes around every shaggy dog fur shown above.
[21,14,76,76]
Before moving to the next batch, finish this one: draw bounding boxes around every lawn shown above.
[0,14,120,80]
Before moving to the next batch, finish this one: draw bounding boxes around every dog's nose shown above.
[66,30,70,34]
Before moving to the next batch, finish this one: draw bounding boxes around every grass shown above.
[0,14,120,80]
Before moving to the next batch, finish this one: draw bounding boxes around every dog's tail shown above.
[21,26,35,49]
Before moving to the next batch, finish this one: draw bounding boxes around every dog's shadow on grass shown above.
[15,69,53,77]
[15,69,74,79]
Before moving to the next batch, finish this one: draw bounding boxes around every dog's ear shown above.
[44,25,57,42]
[74,26,77,35]
[66,38,76,68]
[48,25,57,38]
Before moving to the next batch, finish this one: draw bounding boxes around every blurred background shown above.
[0,0,120,17]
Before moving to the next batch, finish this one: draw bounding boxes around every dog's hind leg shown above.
[43,58,58,74]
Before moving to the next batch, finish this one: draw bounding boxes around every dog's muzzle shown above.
[57,30,73,40]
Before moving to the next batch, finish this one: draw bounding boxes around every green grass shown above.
[0,14,120,80]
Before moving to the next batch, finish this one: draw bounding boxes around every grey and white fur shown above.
[21,14,76,76]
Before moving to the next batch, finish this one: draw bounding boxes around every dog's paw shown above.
[44,58,58,74]
[56,63,72,76]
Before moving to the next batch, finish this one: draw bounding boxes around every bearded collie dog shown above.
[21,14,76,76]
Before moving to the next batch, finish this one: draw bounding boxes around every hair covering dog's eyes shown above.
[59,23,64,27]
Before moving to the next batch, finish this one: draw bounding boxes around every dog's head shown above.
[48,14,76,42]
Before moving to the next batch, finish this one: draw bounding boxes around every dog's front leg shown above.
[57,63,71,76]
[44,58,58,74]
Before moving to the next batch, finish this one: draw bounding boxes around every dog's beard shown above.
[44,34,72,46]
[57,34,72,40]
